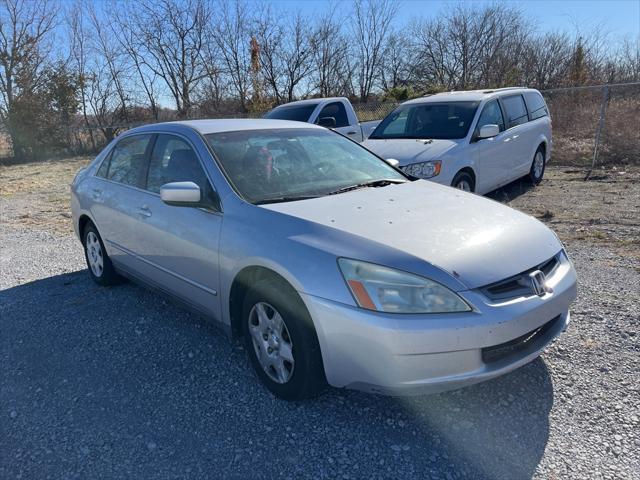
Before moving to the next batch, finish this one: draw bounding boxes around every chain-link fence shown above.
[1,82,639,168]
[541,82,640,169]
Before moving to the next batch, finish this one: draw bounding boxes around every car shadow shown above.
[1,271,553,479]
[487,177,537,204]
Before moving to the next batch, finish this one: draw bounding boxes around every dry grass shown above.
[0,156,91,235]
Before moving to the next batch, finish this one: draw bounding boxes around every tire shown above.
[451,171,475,192]
[82,223,124,286]
[242,278,326,400]
[529,147,546,185]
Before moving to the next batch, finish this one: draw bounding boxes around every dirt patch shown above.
[488,165,640,260]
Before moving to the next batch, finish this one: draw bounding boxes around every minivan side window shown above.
[101,134,153,188]
[502,95,529,129]
[523,91,548,120]
[317,102,350,128]
[146,134,219,209]
[476,100,505,133]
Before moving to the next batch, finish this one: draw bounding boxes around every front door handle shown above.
[137,205,152,218]
[347,131,357,135]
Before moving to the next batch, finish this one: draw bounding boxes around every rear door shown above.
[132,133,222,317]
[91,134,155,272]
[499,94,534,179]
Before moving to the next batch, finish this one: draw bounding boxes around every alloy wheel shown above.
[86,231,104,277]
[248,302,295,384]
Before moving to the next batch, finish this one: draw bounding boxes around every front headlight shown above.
[338,259,472,314]
[402,160,441,179]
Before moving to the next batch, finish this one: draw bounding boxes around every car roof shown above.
[403,87,539,105]
[127,118,325,136]
[271,97,347,107]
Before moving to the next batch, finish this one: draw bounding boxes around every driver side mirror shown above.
[478,124,500,139]
[318,116,337,128]
[160,181,204,208]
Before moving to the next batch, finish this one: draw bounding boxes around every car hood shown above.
[261,181,561,289]
[362,138,461,166]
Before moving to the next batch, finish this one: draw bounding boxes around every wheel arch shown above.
[452,167,477,190]
[228,265,303,339]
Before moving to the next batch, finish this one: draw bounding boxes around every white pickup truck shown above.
[264,97,380,143]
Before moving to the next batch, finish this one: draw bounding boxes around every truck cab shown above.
[264,97,378,143]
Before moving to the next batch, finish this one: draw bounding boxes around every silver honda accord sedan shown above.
[71,119,577,400]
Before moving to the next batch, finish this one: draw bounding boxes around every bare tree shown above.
[132,0,211,117]
[257,12,315,103]
[309,6,352,97]
[350,0,398,102]
[110,3,161,120]
[379,30,410,91]
[213,0,253,111]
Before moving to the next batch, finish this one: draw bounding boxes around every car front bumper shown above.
[302,253,577,396]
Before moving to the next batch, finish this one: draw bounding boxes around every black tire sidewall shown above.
[452,171,474,192]
[241,279,325,400]
[529,147,546,184]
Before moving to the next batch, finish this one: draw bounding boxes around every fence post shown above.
[585,85,610,180]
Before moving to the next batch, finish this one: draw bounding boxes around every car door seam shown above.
[105,239,218,296]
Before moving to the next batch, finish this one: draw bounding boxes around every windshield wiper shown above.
[327,179,407,196]
[255,195,321,205]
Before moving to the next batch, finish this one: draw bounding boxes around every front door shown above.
[131,133,222,317]
[473,99,514,193]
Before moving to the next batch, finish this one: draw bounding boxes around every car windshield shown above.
[369,101,479,140]
[263,104,319,122]
[206,128,407,204]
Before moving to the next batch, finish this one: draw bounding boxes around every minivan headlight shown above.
[338,259,471,313]
[402,160,441,178]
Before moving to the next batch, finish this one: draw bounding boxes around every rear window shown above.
[523,91,548,120]
[502,95,529,129]
[264,104,318,122]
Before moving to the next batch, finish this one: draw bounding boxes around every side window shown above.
[146,134,218,209]
[105,134,152,187]
[317,102,350,128]
[523,91,548,120]
[502,95,529,129]
[476,100,505,133]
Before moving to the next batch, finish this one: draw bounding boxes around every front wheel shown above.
[242,279,326,400]
[529,148,546,184]
[451,171,475,192]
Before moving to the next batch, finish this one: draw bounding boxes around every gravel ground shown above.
[1,161,639,479]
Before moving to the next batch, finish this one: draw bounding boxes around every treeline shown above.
[1,0,639,159]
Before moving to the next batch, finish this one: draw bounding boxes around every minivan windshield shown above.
[206,128,407,204]
[369,101,479,140]
[264,104,318,122]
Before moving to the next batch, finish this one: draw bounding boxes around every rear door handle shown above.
[137,205,152,218]
[347,131,357,135]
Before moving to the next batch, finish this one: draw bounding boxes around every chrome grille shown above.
[479,253,561,302]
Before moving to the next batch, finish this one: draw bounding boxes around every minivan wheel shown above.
[242,279,326,400]
[451,171,475,192]
[529,148,546,184]
[83,223,124,286]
